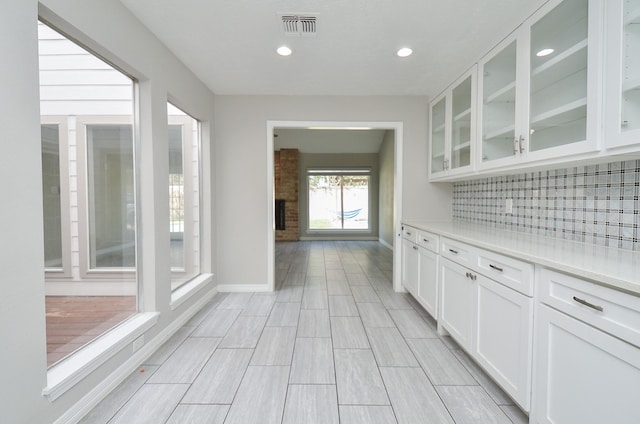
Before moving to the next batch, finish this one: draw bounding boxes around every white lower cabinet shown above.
[417,247,438,318]
[532,304,640,423]
[401,237,419,295]
[440,258,475,352]
[475,275,533,411]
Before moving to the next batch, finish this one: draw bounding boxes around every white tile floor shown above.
[80,241,529,424]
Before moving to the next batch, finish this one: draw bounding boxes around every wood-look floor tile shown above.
[108,384,189,424]
[388,309,437,338]
[500,405,529,424]
[148,338,220,384]
[346,273,370,286]
[339,406,397,424]
[327,279,351,296]
[357,303,395,328]
[183,348,253,404]
[407,338,476,385]
[251,326,296,366]
[290,338,335,384]
[330,317,370,349]
[302,289,328,309]
[436,386,511,424]
[366,327,418,367]
[282,385,339,424]
[329,295,359,317]
[277,286,304,302]
[224,366,290,424]
[216,293,254,310]
[376,289,415,310]
[191,308,241,337]
[452,348,514,405]
[145,327,193,365]
[241,294,276,316]
[219,316,267,348]
[78,365,158,424]
[165,405,229,424]
[351,286,381,303]
[266,302,300,327]
[380,367,454,424]
[334,349,389,405]
[297,309,331,337]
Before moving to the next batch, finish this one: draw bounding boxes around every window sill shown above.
[43,312,159,402]
[170,273,214,310]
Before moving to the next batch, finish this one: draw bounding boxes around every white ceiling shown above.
[274,129,387,154]
[121,0,547,97]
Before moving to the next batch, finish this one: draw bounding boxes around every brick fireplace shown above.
[274,148,299,241]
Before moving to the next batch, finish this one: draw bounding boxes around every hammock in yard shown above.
[332,208,362,220]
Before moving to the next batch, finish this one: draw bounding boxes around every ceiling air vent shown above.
[281,14,317,36]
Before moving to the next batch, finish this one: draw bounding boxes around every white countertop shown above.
[402,220,640,297]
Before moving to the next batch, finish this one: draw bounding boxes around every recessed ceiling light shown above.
[397,47,413,57]
[277,46,292,56]
[536,48,554,57]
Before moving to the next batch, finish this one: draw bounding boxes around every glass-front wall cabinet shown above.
[430,67,476,178]
[606,0,640,149]
[529,0,588,152]
[430,96,447,174]
[480,40,518,163]
[478,0,596,170]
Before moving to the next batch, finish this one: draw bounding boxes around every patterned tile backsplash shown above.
[453,160,640,251]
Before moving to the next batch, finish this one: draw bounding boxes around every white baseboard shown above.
[378,238,394,251]
[55,287,217,424]
[216,283,272,293]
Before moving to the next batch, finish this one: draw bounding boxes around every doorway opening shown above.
[266,121,403,293]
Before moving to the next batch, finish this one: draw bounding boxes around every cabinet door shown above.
[402,238,419,296]
[417,247,438,318]
[429,94,447,176]
[605,0,640,149]
[475,276,533,411]
[439,258,474,352]
[526,0,600,159]
[449,69,476,174]
[533,305,640,423]
[478,34,520,166]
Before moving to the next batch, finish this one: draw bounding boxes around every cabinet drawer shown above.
[417,230,439,253]
[476,249,534,296]
[538,268,640,348]
[402,225,418,243]
[441,237,476,267]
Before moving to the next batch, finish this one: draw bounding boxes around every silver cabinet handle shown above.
[572,296,603,312]
[489,264,503,272]
[406,232,412,236]
[518,135,525,154]
[412,245,419,251]
[422,238,429,243]
[449,248,458,254]
[513,137,519,154]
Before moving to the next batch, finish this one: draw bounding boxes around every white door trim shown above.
[266,120,404,292]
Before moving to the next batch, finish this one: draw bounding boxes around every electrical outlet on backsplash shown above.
[452,160,640,251]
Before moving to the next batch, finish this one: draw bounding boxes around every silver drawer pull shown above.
[449,249,459,254]
[406,232,412,236]
[412,245,419,251]
[572,296,604,312]
[422,238,429,243]
[489,264,503,272]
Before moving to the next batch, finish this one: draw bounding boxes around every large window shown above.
[308,170,370,230]
[168,103,201,290]
[39,21,137,367]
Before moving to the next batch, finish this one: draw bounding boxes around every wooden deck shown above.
[46,296,136,366]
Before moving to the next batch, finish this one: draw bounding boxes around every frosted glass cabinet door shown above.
[605,0,640,149]
[430,96,447,174]
[480,39,518,163]
[450,75,473,170]
[529,0,589,152]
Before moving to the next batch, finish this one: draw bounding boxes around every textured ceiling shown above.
[121,0,547,97]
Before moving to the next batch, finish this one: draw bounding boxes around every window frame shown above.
[306,168,372,233]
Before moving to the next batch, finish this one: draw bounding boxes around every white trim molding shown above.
[216,283,272,293]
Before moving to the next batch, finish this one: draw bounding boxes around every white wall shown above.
[378,130,395,247]
[2,1,216,422]
[214,95,453,287]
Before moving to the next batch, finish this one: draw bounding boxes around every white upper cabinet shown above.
[605,0,640,150]
[478,0,602,171]
[429,66,476,179]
